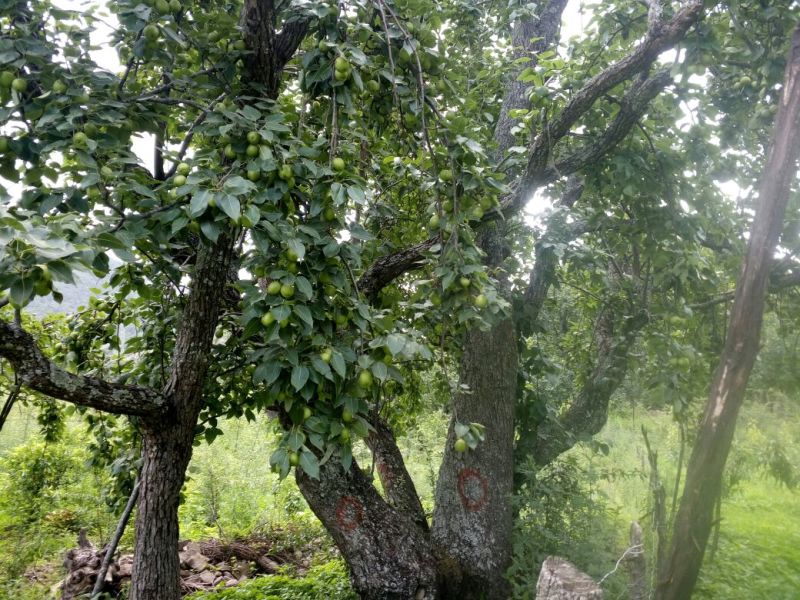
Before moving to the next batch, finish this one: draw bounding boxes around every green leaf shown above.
[340,444,352,471]
[386,333,405,356]
[10,276,34,307]
[270,448,290,479]
[294,304,313,326]
[254,361,281,386]
[291,365,309,391]
[287,429,305,451]
[371,361,388,381]
[240,105,261,121]
[46,260,74,284]
[346,185,366,204]
[330,352,346,378]
[96,232,128,250]
[295,276,313,299]
[299,450,319,479]
[190,189,211,217]
[311,355,333,380]
[216,194,240,221]
[287,238,305,259]
[200,220,220,242]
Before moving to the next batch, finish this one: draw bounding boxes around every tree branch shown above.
[532,308,649,465]
[502,0,705,214]
[275,16,312,68]
[552,68,673,176]
[357,238,437,304]
[0,320,166,417]
[517,177,585,335]
[366,415,428,532]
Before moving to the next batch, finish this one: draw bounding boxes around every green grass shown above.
[694,481,800,600]
[187,561,355,600]
[563,400,800,599]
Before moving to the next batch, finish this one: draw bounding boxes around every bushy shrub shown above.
[0,435,113,585]
[508,455,626,599]
[187,561,355,600]
[0,439,84,524]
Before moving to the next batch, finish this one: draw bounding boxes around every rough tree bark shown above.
[296,458,438,599]
[429,4,568,596]
[655,24,800,600]
[130,235,236,600]
[431,318,518,599]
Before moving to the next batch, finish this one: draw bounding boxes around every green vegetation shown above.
[1,393,798,598]
[188,561,355,600]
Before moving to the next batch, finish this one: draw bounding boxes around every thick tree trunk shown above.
[427,4,568,595]
[431,318,518,599]
[655,25,800,600]
[296,457,439,599]
[129,426,194,600]
[130,236,236,600]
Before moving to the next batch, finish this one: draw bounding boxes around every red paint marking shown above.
[457,468,489,512]
[335,495,365,532]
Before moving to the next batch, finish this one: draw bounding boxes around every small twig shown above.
[598,543,644,585]
[137,97,210,111]
[164,92,226,179]
[330,86,339,164]
[0,372,22,433]
[376,0,400,109]
[111,200,184,233]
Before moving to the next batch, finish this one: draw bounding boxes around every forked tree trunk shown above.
[296,457,439,599]
[655,25,800,600]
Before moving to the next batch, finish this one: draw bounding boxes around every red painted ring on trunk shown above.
[457,467,489,512]
[335,495,365,532]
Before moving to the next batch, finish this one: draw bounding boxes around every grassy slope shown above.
[570,403,800,599]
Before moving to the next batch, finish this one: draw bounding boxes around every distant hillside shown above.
[27,270,104,318]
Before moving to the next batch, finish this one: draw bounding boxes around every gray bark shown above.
[296,456,438,599]
[131,235,236,600]
[432,319,518,599]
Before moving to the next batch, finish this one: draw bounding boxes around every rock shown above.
[199,570,217,585]
[536,556,603,600]
[185,552,210,571]
[257,556,281,572]
[235,561,251,578]
[116,555,133,578]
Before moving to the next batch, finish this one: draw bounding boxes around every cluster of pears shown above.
[140,0,182,49]
[0,70,28,94]
[429,274,488,311]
